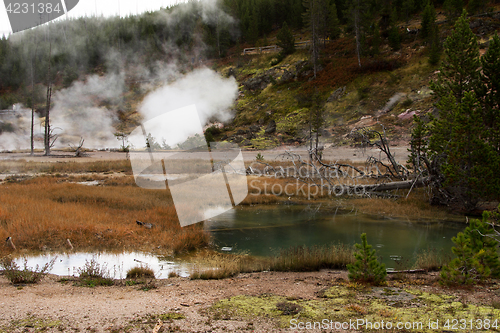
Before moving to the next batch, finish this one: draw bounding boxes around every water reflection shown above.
[14,252,191,279]
[205,204,465,270]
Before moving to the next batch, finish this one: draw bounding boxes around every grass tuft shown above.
[414,248,452,271]
[0,256,55,284]
[76,257,114,287]
[269,244,355,272]
[126,265,155,279]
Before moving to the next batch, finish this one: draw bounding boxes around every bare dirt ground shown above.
[0,270,350,333]
[1,270,499,333]
[0,146,410,164]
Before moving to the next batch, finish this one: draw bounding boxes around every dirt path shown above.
[1,270,499,333]
[0,270,349,333]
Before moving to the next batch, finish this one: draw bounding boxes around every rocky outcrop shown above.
[265,120,276,134]
[242,74,272,91]
[327,86,346,103]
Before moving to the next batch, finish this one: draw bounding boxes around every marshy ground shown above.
[1,148,492,332]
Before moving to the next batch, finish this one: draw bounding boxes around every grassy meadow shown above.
[0,174,208,256]
[0,156,457,258]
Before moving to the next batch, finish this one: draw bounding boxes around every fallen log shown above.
[364,177,430,192]
[387,269,426,274]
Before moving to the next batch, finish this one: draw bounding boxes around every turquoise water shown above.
[205,204,465,270]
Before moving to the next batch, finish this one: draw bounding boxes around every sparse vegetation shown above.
[76,258,114,287]
[414,248,452,271]
[126,265,156,279]
[269,244,355,272]
[347,233,387,285]
[0,256,55,284]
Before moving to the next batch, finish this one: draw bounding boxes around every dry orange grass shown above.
[346,189,456,220]
[0,159,132,174]
[0,177,208,255]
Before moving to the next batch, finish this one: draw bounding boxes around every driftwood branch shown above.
[387,269,426,274]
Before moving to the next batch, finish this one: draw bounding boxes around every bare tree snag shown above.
[5,237,16,250]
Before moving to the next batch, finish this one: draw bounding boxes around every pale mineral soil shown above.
[1,270,500,333]
[0,145,410,164]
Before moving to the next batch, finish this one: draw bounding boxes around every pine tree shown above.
[444,0,464,19]
[345,0,372,67]
[480,34,500,153]
[408,115,430,174]
[388,8,401,51]
[440,232,482,285]
[430,10,481,103]
[420,1,437,40]
[347,233,387,285]
[402,0,415,22]
[371,23,381,56]
[329,1,341,40]
[434,91,500,209]
[276,22,296,57]
[302,0,322,78]
[441,212,500,285]
[467,0,488,14]
[428,24,442,65]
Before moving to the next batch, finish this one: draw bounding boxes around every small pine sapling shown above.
[347,233,387,285]
[440,212,500,285]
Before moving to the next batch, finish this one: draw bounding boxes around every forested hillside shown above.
[0,0,499,149]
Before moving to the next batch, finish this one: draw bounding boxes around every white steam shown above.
[140,68,237,123]
[135,67,238,148]
[50,73,125,148]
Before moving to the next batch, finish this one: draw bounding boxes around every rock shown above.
[398,109,419,120]
[264,120,276,135]
[327,86,346,103]
[230,135,245,143]
[236,129,248,135]
[241,139,253,146]
[242,74,272,91]
[136,220,154,229]
[469,19,483,29]
[227,67,236,78]
[249,125,260,133]
[280,70,295,82]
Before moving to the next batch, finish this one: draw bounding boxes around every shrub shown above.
[440,212,500,285]
[276,301,303,315]
[126,265,155,279]
[0,256,55,284]
[347,233,387,285]
[76,258,114,287]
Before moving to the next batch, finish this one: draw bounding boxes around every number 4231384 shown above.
[443,319,498,330]
[6,2,62,14]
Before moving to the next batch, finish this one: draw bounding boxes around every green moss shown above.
[10,316,61,331]
[251,128,280,149]
[211,286,500,332]
[158,312,185,320]
[276,109,307,136]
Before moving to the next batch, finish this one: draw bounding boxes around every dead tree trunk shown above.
[44,31,52,156]
[30,34,38,156]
